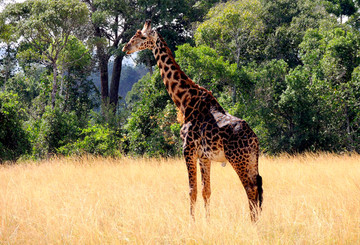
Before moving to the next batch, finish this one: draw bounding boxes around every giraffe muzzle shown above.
[122,44,132,54]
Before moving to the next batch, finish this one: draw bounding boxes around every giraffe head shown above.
[122,20,157,55]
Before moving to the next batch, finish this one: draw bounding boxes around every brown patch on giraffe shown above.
[174,71,180,80]
[176,90,186,100]
[170,81,177,92]
[166,58,173,65]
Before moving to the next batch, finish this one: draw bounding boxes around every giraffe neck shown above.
[152,33,218,117]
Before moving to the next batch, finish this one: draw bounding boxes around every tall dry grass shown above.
[0,153,359,244]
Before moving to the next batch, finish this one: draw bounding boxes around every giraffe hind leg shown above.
[257,174,263,210]
[242,171,262,222]
[199,158,211,218]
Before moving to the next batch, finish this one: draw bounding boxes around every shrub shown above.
[57,124,122,157]
[0,92,30,162]
[27,106,82,158]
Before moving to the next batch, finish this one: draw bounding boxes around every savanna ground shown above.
[0,153,359,244]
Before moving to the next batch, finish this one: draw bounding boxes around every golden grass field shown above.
[0,153,359,244]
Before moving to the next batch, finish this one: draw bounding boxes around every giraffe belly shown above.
[208,150,227,162]
[200,146,227,162]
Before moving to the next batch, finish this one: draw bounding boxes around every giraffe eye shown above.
[141,37,147,40]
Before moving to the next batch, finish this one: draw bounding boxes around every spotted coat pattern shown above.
[123,20,263,222]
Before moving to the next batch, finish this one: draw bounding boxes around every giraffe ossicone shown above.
[122,20,263,222]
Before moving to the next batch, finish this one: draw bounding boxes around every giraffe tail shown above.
[257,174,263,209]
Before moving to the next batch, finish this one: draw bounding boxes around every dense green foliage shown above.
[0,0,359,161]
[0,92,30,162]
[124,72,182,157]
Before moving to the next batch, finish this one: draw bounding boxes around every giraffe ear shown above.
[141,20,152,35]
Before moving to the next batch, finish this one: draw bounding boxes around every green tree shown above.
[0,92,31,162]
[28,106,82,158]
[195,0,264,103]
[57,123,122,157]
[300,24,360,152]
[348,67,360,151]
[125,71,181,157]
[2,0,89,108]
[277,67,319,152]
[57,35,97,117]
[261,0,332,67]
[0,13,17,86]
[175,44,237,95]
[3,69,50,116]
[324,0,360,23]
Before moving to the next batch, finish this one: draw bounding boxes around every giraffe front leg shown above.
[182,125,199,220]
[227,147,262,222]
[185,154,197,220]
[231,163,262,222]
[244,178,262,222]
[199,158,211,219]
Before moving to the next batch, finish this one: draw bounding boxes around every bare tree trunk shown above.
[109,54,124,112]
[97,46,110,105]
[84,0,110,106]
[51,63,58,109]
[146,54,153,76]
[345,105,354,151]
[4,44,12,84]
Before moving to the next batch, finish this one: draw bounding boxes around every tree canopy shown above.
[2,0,89,108]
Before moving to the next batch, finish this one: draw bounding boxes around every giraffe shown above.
[122,20,263,222]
